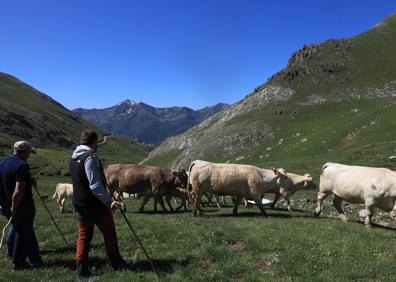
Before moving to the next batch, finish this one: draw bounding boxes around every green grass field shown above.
[1,175,396,281]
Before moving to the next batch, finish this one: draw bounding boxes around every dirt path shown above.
[99,134,111,145]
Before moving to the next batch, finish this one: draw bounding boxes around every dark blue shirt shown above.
[0,155,33,212]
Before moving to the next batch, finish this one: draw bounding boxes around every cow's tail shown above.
[52,183,61,199]
[321,162,331,173]
[187,161,197,191]
[186,161,198,203]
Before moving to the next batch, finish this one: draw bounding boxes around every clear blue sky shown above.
[0,1,395,110]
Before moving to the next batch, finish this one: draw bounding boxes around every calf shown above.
[52,183,73,213]
[269,173,317,211]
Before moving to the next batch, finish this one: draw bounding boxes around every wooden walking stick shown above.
[112,195,160,279]
[32,179,68,247]
[0,217,12,249]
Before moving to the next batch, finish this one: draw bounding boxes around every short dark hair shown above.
[80,130,98,145]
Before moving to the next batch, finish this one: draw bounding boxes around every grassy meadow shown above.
[1,173,396,281]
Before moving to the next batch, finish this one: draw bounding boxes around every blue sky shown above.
[0,1,395,110]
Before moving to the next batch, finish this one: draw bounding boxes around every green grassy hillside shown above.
[0,72,108,148]
[143,12,396,176]
[0,73,152,173]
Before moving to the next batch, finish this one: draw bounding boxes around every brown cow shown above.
[104,164,188,212]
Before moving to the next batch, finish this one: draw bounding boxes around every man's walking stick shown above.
[0,217,12,249]
[113,196,160,279]
[32,180,68,247]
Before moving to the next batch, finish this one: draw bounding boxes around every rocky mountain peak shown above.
[119,99,139,107]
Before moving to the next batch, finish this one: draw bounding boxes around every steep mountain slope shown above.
[0,72,107,148]
[73,100,229,145]
[143,12,396,173]
[0,73,152,175]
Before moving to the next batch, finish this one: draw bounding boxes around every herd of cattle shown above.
[52,160,396,228]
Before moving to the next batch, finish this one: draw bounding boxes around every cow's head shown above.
[273,168,294,190]
[302,174,317,190]
[172,169,188,188]
[291,173,317,191]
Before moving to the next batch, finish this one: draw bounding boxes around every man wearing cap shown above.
[0,141,44,270]
[70,130,133,278]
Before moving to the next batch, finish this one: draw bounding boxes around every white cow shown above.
[52,183,73,213]
[314,162,396,227]
[188,160,295,216]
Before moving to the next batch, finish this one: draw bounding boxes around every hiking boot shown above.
[30,260,45,268]
[76,260,91,278]
[12,261,31,271]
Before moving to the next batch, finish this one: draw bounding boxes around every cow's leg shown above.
[139,194,151,212]
[233,197,243,216]
[192,193,198,216]
[283,193,292,212]
[333,195,348,222]
[155,194,168,212]
[254,197,268,216]
[364,198,375,228]
[214,195,221,208]
[60,197,66,213]
[314,192,330,217]
[271,193,281,209]
[192,192,204,217]
[206,193,213,207]
[165,196,174,212]
[183,200,188,212]
[243,198,249,208]
[391,202,396,222]
[175,197,186,211]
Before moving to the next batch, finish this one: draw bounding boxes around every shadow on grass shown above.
[308,215,396,231]
[134,257,191,275]
[43,257,191,275]
[210,211,293,218]
[44,256,108,270]
[271,207,313,214]
[131,210,188,215]
[41,243,103,255]
[354,220,396,231]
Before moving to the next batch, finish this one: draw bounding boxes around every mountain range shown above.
[142,12,396,173]
[73,101,229,145]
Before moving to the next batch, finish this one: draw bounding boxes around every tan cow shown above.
[52,183,73,213]
[269,173,317,210]
[188,160,295,216]
[314,162,396,228]
[244,173,317,211]
[104,164,188,212]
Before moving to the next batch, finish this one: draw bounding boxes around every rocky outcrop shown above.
[270,39,353,84]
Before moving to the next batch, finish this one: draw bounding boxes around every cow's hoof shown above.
[232,211,238,216]
[313,211,320,217]
[365,223,373,229]
[339,214,348,223]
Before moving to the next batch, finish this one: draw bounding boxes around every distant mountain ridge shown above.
[73,100,229,145]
